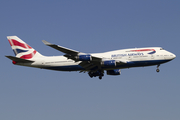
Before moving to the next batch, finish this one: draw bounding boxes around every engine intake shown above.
[107,69,121,75]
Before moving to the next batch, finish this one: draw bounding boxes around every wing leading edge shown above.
[42,40,79,55]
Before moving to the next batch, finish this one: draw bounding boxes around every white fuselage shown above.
[17,47,176,71]
[6,36,176,79]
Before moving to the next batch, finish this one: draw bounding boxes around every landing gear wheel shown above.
[156,69,160,72]
[99,76,102,80]
[156,64,160,73]
[88,71,93,78]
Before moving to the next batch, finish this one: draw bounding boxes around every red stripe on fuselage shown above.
[11,39,32,49]
[130,49,155,52]
[20,50,36,59]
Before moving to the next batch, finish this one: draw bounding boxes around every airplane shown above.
[6,36,176,79]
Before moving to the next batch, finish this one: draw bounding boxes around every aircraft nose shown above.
[171,53,176,59]
[173,54,176,59]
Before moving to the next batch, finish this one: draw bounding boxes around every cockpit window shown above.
[160,48,164,50]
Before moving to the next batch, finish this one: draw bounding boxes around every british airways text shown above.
[111,53,144,58]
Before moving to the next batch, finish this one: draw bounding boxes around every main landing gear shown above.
[88,70,104,80]
[156,64,160,72]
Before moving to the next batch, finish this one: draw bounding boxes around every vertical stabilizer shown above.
[7,36,43,60]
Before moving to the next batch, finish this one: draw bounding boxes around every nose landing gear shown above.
[156,64,160,72]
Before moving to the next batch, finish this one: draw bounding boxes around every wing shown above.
[42,40,127,71]
[42,40,79,55]
[79,60,127,71]
[42,40,102,61]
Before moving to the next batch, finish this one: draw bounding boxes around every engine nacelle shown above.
[101,60,116,66]
[77,54,92,61]
[107,69,121,75]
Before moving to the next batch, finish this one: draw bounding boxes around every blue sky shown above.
[0,0,180,120]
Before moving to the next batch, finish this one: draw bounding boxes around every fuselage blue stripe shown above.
[148,51,156,54]
[43,60,171,71]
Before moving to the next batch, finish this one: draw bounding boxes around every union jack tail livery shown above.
[7,36,43,60]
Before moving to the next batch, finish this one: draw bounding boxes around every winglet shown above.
[42,40,51,45]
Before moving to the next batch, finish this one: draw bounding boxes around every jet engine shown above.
[101,60,116,66]
[107,69,121,75]
[76,54,92,61]
[65,54,92,61]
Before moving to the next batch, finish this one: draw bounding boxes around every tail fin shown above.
[7,36,43,60]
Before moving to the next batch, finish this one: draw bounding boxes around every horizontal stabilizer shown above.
[5,56,34,63]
